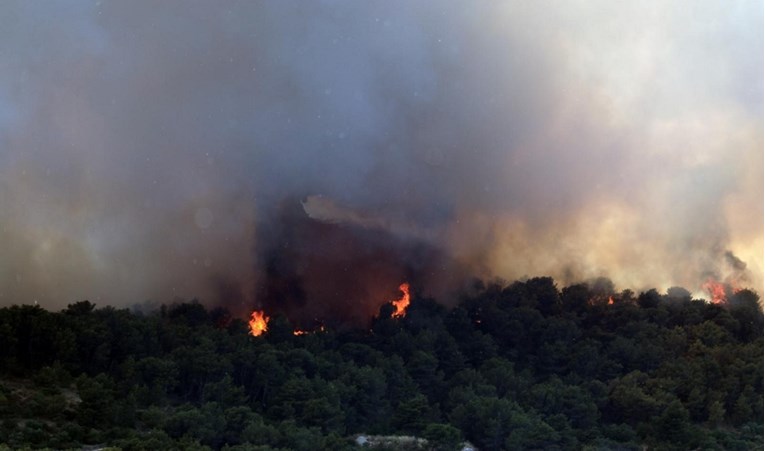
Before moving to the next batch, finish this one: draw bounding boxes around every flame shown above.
[391,282,411,317]
[702,278,728,304]
[293,325,326,336]
[248,310,269,336]
[588,294,611,306]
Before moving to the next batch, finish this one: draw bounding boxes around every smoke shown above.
[0,1,761,313]
[254,198,464,326]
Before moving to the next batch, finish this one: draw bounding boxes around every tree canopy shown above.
[0,279,762,450]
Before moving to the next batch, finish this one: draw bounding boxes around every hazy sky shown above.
[0,1,762,310]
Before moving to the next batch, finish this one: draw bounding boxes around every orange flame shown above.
[702,278,728,304]
[608,296,614,305]
[392,283,410,317]
[293,325,326,336]
[248,310,269,336]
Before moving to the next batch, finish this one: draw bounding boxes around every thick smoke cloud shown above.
[0,1,761,313]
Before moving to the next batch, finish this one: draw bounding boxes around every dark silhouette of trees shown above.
[0,278,761,449]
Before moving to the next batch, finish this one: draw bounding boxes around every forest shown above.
[0,277,762,450]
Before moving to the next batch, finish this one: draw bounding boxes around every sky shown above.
[0,1,762,311]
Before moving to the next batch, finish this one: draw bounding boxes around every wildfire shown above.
[391,282,411,317]
[293,325,326,336]
[587,295,611,306]
[248,310,269,336]
[702,278,728,304]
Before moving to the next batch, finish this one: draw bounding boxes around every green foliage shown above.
[422,423,462,450]
[392,394,430,435]
[0,278,761,449]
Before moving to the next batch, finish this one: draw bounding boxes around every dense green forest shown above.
[0,277,762,450]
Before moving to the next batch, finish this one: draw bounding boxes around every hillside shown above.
[0,278,762,450]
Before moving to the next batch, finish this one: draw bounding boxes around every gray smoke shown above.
[0,1,761,312]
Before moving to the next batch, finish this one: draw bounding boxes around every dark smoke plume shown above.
[254,198,466,327]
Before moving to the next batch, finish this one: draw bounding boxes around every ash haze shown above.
[0,1,761,313]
